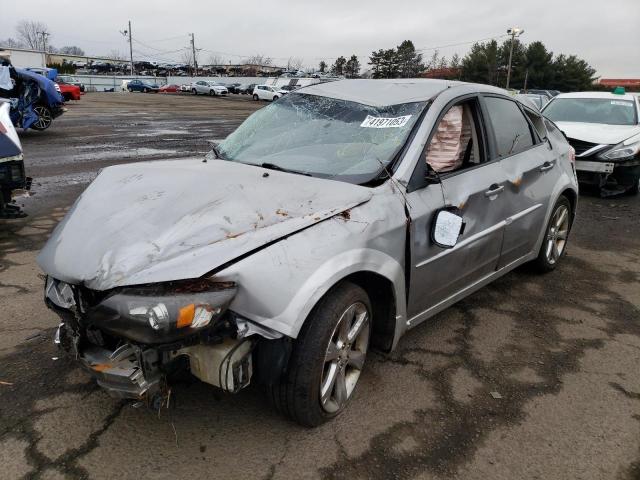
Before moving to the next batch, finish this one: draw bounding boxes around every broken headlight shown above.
[599,134,640,161]
[88,280,237,344]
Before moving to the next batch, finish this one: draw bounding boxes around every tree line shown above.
[1,20,86,56]
[322,38,597,91]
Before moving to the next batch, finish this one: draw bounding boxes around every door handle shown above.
[540,161,555,172]
[484,184,504,197]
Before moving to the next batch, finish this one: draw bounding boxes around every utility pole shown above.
[128,21,134,76]
[37,31,50,65]
[121,21,134,76]
[190,33,198,76]
[506,27,524,90]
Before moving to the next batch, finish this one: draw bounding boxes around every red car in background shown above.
[159,84,181,93]
[55,83,81,101]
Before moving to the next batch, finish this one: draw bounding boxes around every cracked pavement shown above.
[1,93,639,480]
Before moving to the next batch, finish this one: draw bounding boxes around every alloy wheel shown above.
[32,106,52,130]
[320,301,370,413]
[545,204,569,265]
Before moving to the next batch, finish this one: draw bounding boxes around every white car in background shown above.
[253,85,285,101]
[542,90,640,196]
[191,80,228,96]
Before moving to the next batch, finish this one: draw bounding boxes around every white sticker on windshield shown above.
[611,100,633,107]
[360,115,412,128]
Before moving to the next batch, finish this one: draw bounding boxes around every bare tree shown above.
[180,50,193,66]
[59,46,85,56]
[243,54,272,66]
[108,50,126,61]
[208,54,225,66]
[286,56,303,71]
[16,20,49,50]
[0,38,25,48]
[426,50,440,70]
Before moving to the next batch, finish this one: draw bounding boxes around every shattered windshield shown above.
[217,93,426,184]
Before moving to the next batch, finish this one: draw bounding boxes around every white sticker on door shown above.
[360,115,412,128]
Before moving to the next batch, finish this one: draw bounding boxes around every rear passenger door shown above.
[480,95,556,268]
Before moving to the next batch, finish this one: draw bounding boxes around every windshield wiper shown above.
[211,144,226,159]
[260,163,311,176]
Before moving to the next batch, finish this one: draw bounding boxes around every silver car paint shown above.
[38,80,578,350]
[37,159,373,291]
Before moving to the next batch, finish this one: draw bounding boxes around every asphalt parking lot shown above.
[1,92,639,480]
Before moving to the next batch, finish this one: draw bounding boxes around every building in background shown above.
[0,47,46,68]
[598,78,640,90]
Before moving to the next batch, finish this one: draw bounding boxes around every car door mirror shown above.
[431,208,464,248]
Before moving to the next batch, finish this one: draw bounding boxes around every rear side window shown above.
[484,97,534,157]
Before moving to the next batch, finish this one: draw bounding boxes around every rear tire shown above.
[267,282,371,427]
[533,196,572,272]
[31,105,53,131]
[253,94,259,101]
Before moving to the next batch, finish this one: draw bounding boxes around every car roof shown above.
[297,79,499,107]
[554,91,638,101]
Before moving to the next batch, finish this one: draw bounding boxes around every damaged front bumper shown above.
[575,158,640,195]
[47,277,261,404]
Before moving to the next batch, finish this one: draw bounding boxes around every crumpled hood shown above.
[554,121,640,145]
[37,159,373,291]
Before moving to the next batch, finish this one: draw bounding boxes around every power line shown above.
[416,33,511,52]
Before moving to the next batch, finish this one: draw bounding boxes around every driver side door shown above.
[405,95,508,324]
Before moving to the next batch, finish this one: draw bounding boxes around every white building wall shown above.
[0,49,46,68]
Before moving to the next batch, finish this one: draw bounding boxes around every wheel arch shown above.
[339,271,398,352]
[560,187,578,226]
[220,247,408,350]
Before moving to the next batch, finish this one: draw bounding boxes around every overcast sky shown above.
[2,0,639,77]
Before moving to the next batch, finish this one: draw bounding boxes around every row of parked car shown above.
[124,79,300,101]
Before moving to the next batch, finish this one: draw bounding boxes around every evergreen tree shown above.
[331,56,347,76]
[344,55,361,78]
[395,40,423,78]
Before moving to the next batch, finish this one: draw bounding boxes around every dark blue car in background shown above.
[0,66,65,131]
[126,79,159,93]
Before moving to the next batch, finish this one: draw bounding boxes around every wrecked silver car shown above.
[38,79,578,426]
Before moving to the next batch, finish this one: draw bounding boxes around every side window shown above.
[523,108,547,140]
[425,99,484,174]
[484,96,534,157]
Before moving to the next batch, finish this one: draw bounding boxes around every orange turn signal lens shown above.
[177,303,195,328]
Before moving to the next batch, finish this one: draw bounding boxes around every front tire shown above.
[272,95,279,101]
[192,89,197,95]
[268,282,371,427]
[253,94,259,101]
[533,196,572,272]
[143,87,148,93]
[629,174,640,195]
